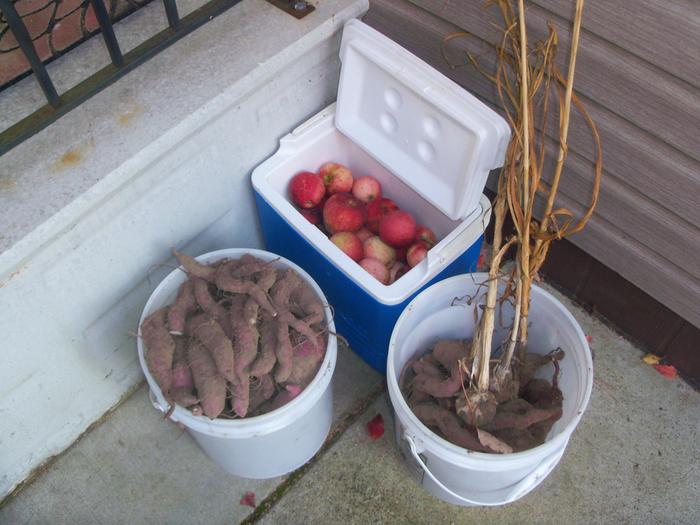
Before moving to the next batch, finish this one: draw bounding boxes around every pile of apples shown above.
[288,162,438,285]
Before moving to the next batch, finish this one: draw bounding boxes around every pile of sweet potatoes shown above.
[140,251,328,419]
[400,340,564,453]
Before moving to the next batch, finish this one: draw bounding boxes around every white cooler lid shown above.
[336,20,511,220]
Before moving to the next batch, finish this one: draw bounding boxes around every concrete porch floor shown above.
[1,283,698,524]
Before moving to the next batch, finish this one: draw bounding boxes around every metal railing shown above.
[0,0,246,156]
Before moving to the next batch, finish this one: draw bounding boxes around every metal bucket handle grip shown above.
[404,433,566,506]
[148,389,180,423]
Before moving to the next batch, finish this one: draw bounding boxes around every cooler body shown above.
[252,105,490,373]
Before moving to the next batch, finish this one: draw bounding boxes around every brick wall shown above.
[0,0,151,88]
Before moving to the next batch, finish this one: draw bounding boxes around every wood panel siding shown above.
[532,0,700,87]
[364,0,700,327]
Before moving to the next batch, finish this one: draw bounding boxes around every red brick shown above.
[0,26,19,52]
[50,9,82,51]
[0,47,30,84]
[33,32,52,60]
[21,3,55,40]
[56,0,85,19]
[83,0,109,33]
[15,0,53,17]
[0,33,53,85]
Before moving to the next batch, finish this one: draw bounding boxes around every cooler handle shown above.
[404,433,565,506]
[425,201,489,273]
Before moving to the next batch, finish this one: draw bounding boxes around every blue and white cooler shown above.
[252,20,510,373]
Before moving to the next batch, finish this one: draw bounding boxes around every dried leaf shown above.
[240,491,256,508]
[366,413,385,440]
[643,354,661,365]
[653,364,677,379]
[476,428,513,454]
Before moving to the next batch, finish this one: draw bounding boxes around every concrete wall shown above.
[0,0,368,499]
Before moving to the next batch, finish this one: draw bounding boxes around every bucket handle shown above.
[404,434,566,506]
[148,389,179,422]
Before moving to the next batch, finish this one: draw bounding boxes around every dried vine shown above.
[442,0,602,408]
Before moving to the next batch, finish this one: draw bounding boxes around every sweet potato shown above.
[215,261,277,316]
[170,337,198,407]
[248,374,276,414]
[192,277,232,339]
[273,317,294,383]
[167,281,197,335]
[285,333,325,387]
[250,310,277,377]
[188,313,235,383]
[268,384,303,411]
[412,355,443,378]
[289,281,325,325]
[187,341,226,418]
[230,378,250,418]
[141,308,176,396]
[231,296,259,376]
[412,403,485,452]
[485,400,562,431]
[412,361,463,398]
[432,340,470,369]
[173,250,218,281]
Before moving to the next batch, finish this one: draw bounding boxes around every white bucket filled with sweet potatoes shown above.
[387,273,592,506]
[137,248,337,479]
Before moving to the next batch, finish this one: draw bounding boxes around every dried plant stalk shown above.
[442,0,601,408]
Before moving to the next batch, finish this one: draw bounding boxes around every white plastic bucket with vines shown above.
[137,248,337,479]
[387,273,592,506]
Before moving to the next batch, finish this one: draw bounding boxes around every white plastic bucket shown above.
[387,273,593,506]
[137,248,337,479]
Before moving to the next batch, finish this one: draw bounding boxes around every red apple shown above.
[323,192,366,234]
[299,207,321,225]
[289,171,325,209]
[330,232,364,261]
[359,258,390,285]
[415,225,437,247]
[388,261,409,283]
[319,162,354,194]
[394,246,407,263]
[407,241,429,268]
[352,176,382,203]
[366,197,399,233]
[363,236,396,266]
[356,227,373,242]
[379,210,417,247]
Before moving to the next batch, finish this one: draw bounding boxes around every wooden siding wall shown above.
[364,0,700,328]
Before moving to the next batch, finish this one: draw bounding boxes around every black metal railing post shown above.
[163,0,181,29]
[89,0,124,67]
[0,0,60,107]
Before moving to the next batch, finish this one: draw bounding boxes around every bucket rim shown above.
[387,272,593,464]
[137,248,337,437]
